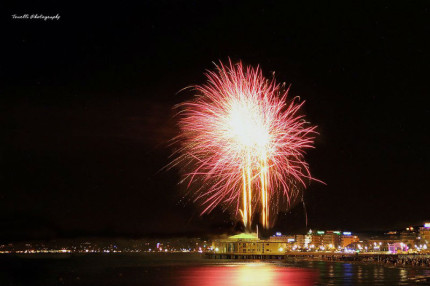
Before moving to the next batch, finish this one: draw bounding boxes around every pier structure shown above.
[211,233,287,258]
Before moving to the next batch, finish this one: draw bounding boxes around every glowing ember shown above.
[171,60,319,229]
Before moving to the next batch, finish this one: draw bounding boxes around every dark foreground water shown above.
[1,253,429,285]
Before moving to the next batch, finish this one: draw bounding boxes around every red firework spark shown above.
[171,60,318,228]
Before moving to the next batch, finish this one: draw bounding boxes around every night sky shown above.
[3,1,429,241]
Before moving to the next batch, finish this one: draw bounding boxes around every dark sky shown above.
[3,1,429,241]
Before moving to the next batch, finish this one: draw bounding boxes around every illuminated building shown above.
[322,231,342,248]
[309,230,325,247]
[341,232,359,248]
[268,233,295,242]
[388,242,408,253]
[212,233,287,255]
[400,227,417,247]
[295,234,311,248]
[419,222,430,244]
[268,233,295,250]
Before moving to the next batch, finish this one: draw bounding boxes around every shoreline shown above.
[285,255,430,269]
[5,251,430,270]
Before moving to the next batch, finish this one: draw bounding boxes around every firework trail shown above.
[171,60,318,230]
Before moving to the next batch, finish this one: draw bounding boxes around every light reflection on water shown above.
[291,260,419,285]
[173,260,426,286]
[1,254,430,285]
[178,263,318,286]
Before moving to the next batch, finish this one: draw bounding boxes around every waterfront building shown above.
[309,230,324,248]
[268,234,295,243]
[387,242,408,253]
[341,232,359,248]
[295,234,311,248]
[268,233,296,250]
[212,233,287,255]
[419,223,430,244]
[367,237,402,252]
[322,231,342,249]
[305,230,341,249]
[400,227,417,247]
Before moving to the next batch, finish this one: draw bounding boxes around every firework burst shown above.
[171,60,318,230]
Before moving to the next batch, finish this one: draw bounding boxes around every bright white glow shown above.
[227,100,270,151]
